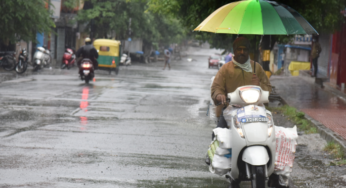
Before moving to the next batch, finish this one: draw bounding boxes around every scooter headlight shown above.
[267,113,274,137]
[233,116,244,138]
[239,87,261,104]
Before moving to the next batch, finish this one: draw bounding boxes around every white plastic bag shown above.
[273,125,298,186]
[215,146,231,155]
[212,154,232,170]
[213,128,232,149]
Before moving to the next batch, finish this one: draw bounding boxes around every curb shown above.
[304,114,346,154]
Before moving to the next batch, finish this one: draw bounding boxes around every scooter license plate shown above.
[237,105,267,123]
[83,70,90,75]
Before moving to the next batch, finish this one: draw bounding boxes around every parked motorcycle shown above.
[120,53,131,66]
[0,53,15,71]
[32,46,51,71]
[218,85,276,188]
[15,48,28,74]
[79,58,94,84]
[61,48,76,69]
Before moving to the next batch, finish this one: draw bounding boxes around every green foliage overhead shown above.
[0,0,55,43]
[77,0,186,46]
[147,0,346,49]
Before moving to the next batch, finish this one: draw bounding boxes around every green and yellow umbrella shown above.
[194,0,318,35]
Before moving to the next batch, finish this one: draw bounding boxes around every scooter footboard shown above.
[242,146,269,165]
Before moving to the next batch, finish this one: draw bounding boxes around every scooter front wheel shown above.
[15,59,28,74]
[251,165,265,188]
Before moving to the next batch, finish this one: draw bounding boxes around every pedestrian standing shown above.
[311,37,322,77]
[163,47,171,70]
[280,52,285,70]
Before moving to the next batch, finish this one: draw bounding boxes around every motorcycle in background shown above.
[32,46,51,71]
[0,52,15,71]
[120,53,131,66]
[79,58,94,84]
[61,48,75,69]
[15,47,28,74]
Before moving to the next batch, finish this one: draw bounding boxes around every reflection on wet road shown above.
[2,48,343,187]
[0,47,234,187]
[271,76,346,110]
[80,87,89,129]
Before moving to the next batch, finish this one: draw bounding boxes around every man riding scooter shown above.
[76,37,99,78]
[208,36,272,188]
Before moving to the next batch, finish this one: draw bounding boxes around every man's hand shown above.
[216,94,226,105]
[251,73,260,86]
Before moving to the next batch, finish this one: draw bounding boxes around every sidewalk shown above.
[270,71,346,151]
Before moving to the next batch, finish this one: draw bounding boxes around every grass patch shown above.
[270,105,318,134]
[334,159,346,166]
[324,141,346,165]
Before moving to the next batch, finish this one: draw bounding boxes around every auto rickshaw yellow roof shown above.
[93,39,121,46]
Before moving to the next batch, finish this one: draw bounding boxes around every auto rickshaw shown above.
[93,39,121,75]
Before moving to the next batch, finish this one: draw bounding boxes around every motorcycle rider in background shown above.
[76,37,99,77]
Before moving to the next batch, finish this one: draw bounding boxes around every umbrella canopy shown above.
[194,0,318,35]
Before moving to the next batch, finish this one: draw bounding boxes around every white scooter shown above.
[120,53,131,66]
[223,85,276,188]
[33,46,51,71]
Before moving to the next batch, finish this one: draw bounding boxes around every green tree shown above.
[0,0,55,43]
[76,0,185,44]
[147,0,346,49]
[76,0,186,61]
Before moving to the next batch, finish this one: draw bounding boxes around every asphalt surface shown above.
[0,47,346,188]
[0,48,230,188]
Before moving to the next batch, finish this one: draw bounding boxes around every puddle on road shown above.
[138,177,228,188]
[144,83,189,90]
[57,177,227,188]
[56,151,229,188]
[0,110,37,121]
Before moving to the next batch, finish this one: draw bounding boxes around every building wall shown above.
[57,28,65,63]
[329,17,346,87]
[337,19,346,87]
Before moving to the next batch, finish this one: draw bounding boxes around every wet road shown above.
[1,47,345,188]
[0,47,233,187]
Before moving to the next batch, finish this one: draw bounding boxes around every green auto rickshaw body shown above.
[93,39,121,74]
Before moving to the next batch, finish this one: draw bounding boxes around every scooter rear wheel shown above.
[3,56,15,71]
[251,165,265,188]
[15,59,28,74]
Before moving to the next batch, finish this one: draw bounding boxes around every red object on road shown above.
[208,56,221,69]
[61,48,75,69]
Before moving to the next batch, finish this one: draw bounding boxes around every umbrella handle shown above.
[254,61,256,73]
